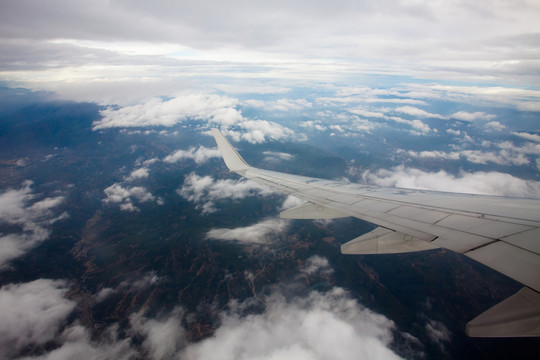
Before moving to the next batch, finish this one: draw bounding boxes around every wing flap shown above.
[466,287,540,337]
[341,226,439,254]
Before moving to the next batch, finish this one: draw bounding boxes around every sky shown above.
[1,0,540,104]
[1,1,540,359]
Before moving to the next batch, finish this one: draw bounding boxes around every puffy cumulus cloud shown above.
[93,93,243,129]
[206,218,290,244]
[178,172,279,214]
[449,111,496,121]
[181,287,400,360]
[0,181,66,268]
[163,146,221,164]
[280,195,305,211]
[125,167,150,181]
[300,120,326,131]
[103,183,157,212]
[363,166,540,197]
[301,255,334,278]
[485,121,506,131]
[0,279,76,357]
[129,307,186,360]
[223,119,295,144]
[245,98,312,112]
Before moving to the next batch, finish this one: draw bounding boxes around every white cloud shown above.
[445,128,461,136]
[405,150,460,160]
[363,166,540,197]
[512,131,540,142]
[0,181,66,268]
[0,279,76,356]
[263,151,294,162]
[425,319,451,351]
[280,195,305,211]
[389,116,431,133]
[300,120,326,131]
[178,173,279,214]
[103,183,157,211]
[497,141,540,155]
[460,149,529,166]
[181,287,400,360]
[301,256,334,278]
[223,119,295,144]
[485,121,506,131]
[93,93,243,129]
[405,148,530,166]
[245,98,312,111]
[206,218,290,244]
[397,84,540,112]
[394,106,446,119]
[95,272,160,303]
[449,111,496,121]
[164,146,221,164]
[0,268,403,360]
[31,324,135,360]
[126,167,150,181]
[130,307,186,360]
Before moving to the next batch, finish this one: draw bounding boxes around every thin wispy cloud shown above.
[0,181,67,268]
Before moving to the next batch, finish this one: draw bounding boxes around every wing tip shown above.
[211,129,251,173]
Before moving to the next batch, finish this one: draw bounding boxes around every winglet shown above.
[211,129,251,173]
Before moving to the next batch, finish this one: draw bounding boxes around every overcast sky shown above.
[1,0,540,103]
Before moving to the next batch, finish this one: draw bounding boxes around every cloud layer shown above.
[2,0,540,96]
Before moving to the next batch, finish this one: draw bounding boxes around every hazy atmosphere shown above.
[1,1,539,359]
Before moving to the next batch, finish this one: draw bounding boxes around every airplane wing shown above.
[211,129,540,337]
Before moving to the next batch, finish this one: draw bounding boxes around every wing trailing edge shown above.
[466,287,540,337]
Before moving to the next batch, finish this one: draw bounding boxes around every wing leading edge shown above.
[211,129,540,337]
